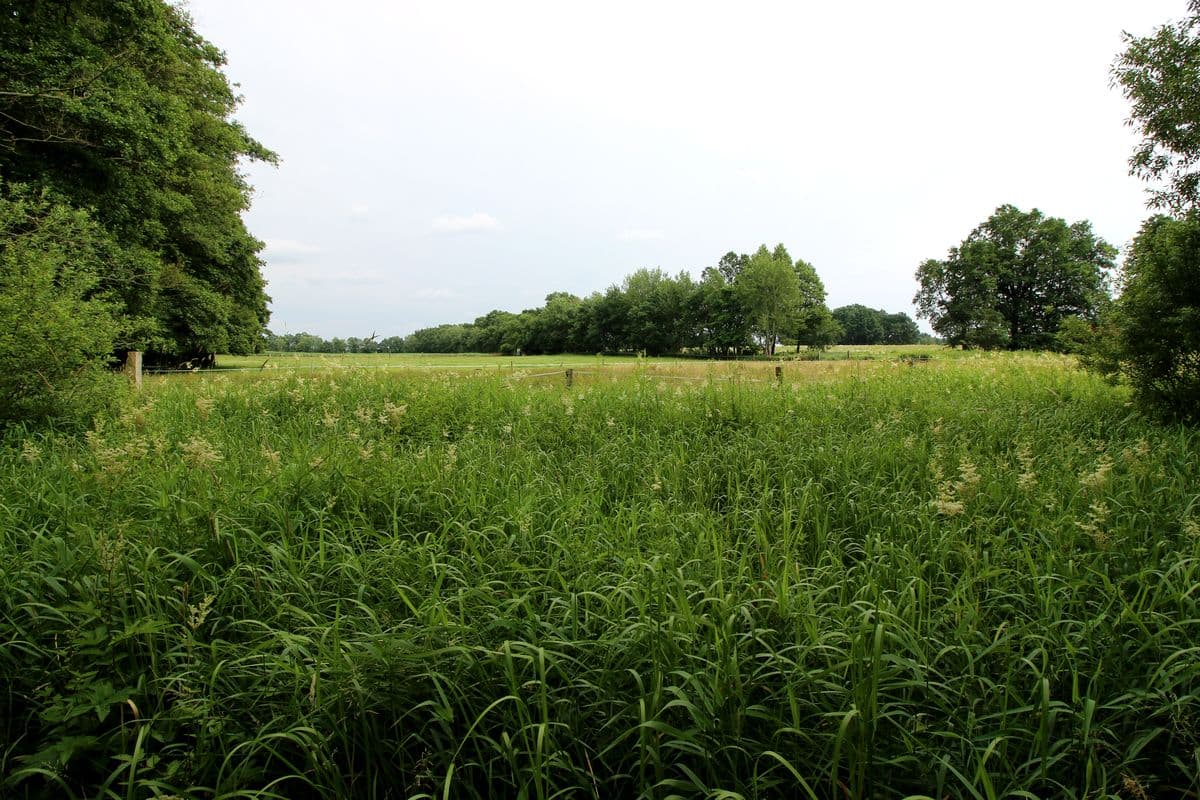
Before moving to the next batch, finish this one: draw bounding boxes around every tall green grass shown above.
[1,354,1197,798]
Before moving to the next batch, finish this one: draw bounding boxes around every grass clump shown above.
[1,354,1198,798]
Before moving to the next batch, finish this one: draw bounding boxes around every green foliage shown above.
[2,357,1198,797]
[0,0,275,360]
[695,266,754,356]
[716,250,749,283]
[800,308,841,350]
[0,187,123,430]
[881,311,921,344]
[1097,5,1200,422]
[1099,215,1200,421]
[737,245,804,355]
[266,246,833,359]
[622,268,696,355]
[789,256,831,348]
[1113,1,1200,212]
[915,205,1115,349]
[524,292,581,354]
[402,323,476,354]
[833,305,923,346]
[833,304,885,344]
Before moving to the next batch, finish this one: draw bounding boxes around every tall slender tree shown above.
[737,245,802,355]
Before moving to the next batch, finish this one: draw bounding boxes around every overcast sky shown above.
[187,0,1184,339]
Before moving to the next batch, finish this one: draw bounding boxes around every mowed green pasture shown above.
[2,354,1198,798]
[214,344,950,372]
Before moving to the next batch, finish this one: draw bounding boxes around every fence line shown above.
[146,355,931,379]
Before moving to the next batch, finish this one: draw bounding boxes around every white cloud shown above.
[262,238,322,261]
[432,212,502,234]
[349,203,370,219]
[736,168,768,185]
[262,262,385,287]
[616,228,664,242]
[412,287,455,299]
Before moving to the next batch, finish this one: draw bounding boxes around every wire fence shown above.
[143,348,930,376]
[141,354,933,382]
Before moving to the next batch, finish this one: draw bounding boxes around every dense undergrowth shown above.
[1,354,1198,798]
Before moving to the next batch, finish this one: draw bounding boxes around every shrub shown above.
[0,186,124,430]
[1097,214,1200,421]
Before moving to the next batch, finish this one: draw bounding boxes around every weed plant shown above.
[1,354,1197,798]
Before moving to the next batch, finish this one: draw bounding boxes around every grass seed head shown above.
[20,439,40,463]
[187,594,216,632]
[1076,500,1111,547]
[1081,455,1114,491]
[194,394,215,419]
[181,435,222,468]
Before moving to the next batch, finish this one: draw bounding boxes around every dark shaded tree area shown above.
[0,0,276,363]
[831,305,922,345]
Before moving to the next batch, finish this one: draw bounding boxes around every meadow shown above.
[1,352,1198,799]
[211,344,948,373]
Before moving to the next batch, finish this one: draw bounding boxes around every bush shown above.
[1096,214,1200,421]
[0,186,124,430]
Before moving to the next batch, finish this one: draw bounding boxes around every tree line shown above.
[3,0,1197,426]
[266,246,927,357]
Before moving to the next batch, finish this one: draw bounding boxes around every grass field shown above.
[213,344,949,373]
[2,352,1198,798]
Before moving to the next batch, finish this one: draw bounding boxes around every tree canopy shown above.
[792,256,838,349]
[0,0,275,360]
[831,305,922,345]
[738,246,803,356]
[1113,1,1200,212]
[914,205,1115,350]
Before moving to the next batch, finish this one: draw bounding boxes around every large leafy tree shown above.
[623,268,695,355]
[881,311,921,344]
[831,305,922,345]
[524,292,586,354]
[791,255,836,349]
[1113,1,1200,212]
[0,0,276,360]
[715,251,748,283]
[737,245,802,356]
[833,304,885,345]
[695,265,753,356]
[914,205,1115,350]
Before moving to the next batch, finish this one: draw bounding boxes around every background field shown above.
[213,344,950,373]
[2,353,1198,799]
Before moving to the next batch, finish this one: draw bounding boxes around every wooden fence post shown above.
[775,365,782,385]
[565,368,574,388]
[124,350,143,389]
